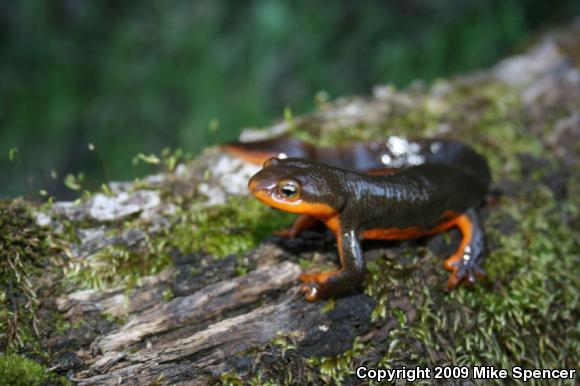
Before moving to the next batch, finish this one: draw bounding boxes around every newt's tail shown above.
[221,136,314,164]
[223,135,491,188]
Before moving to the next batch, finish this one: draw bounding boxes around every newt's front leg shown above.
[300,228,365,301]
[443,208,487,289]
[274,214,320,238]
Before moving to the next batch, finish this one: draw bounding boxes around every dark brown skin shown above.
[230,136,491,301]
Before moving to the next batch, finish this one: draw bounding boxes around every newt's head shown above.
[248,157,346,218]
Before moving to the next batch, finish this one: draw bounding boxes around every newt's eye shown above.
[278,180,300,200]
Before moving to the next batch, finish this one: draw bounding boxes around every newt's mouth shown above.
[248,176,258,194]
[248,175,273,199]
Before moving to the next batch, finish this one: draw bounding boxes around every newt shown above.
[225,136,491,301]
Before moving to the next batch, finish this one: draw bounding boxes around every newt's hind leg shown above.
[443,208,487,289]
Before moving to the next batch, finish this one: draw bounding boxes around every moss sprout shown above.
[0,354,48,386]
[0,199,68,350]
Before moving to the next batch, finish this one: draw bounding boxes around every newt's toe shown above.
[446,264,487,290]
[447,272,462,290]
[300,282,321,301]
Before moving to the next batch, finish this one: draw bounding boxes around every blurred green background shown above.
[1,0,579,199]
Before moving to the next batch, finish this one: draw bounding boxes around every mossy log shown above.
[1,22,580,385]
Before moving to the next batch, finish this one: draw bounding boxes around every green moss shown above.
[0,199,67,350]
[219,371,244,386]
[291,95,441,147]
[321,298,337,313]
[220,371,280,386]
[67,195,296,289]
[0,354,48,386]
[307,337,366,384]
[162,288,174,301]
[155,196,295,260]
[448,186,579,368]
[0,354,69,386]
[68,244,154,289]
[296,259,312,274]
[271,331,301,356]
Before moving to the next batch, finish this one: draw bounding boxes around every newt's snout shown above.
[248,158,280,197]
[248,173,274,193]
[248,175,258,195]
[248,173,276,204]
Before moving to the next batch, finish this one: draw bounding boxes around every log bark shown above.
[56,241,375,385]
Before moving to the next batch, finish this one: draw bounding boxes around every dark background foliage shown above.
[1,0,579,199]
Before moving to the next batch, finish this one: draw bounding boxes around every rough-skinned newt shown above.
[225,135,491,301]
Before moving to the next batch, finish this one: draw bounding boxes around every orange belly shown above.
[362,213,459,241]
